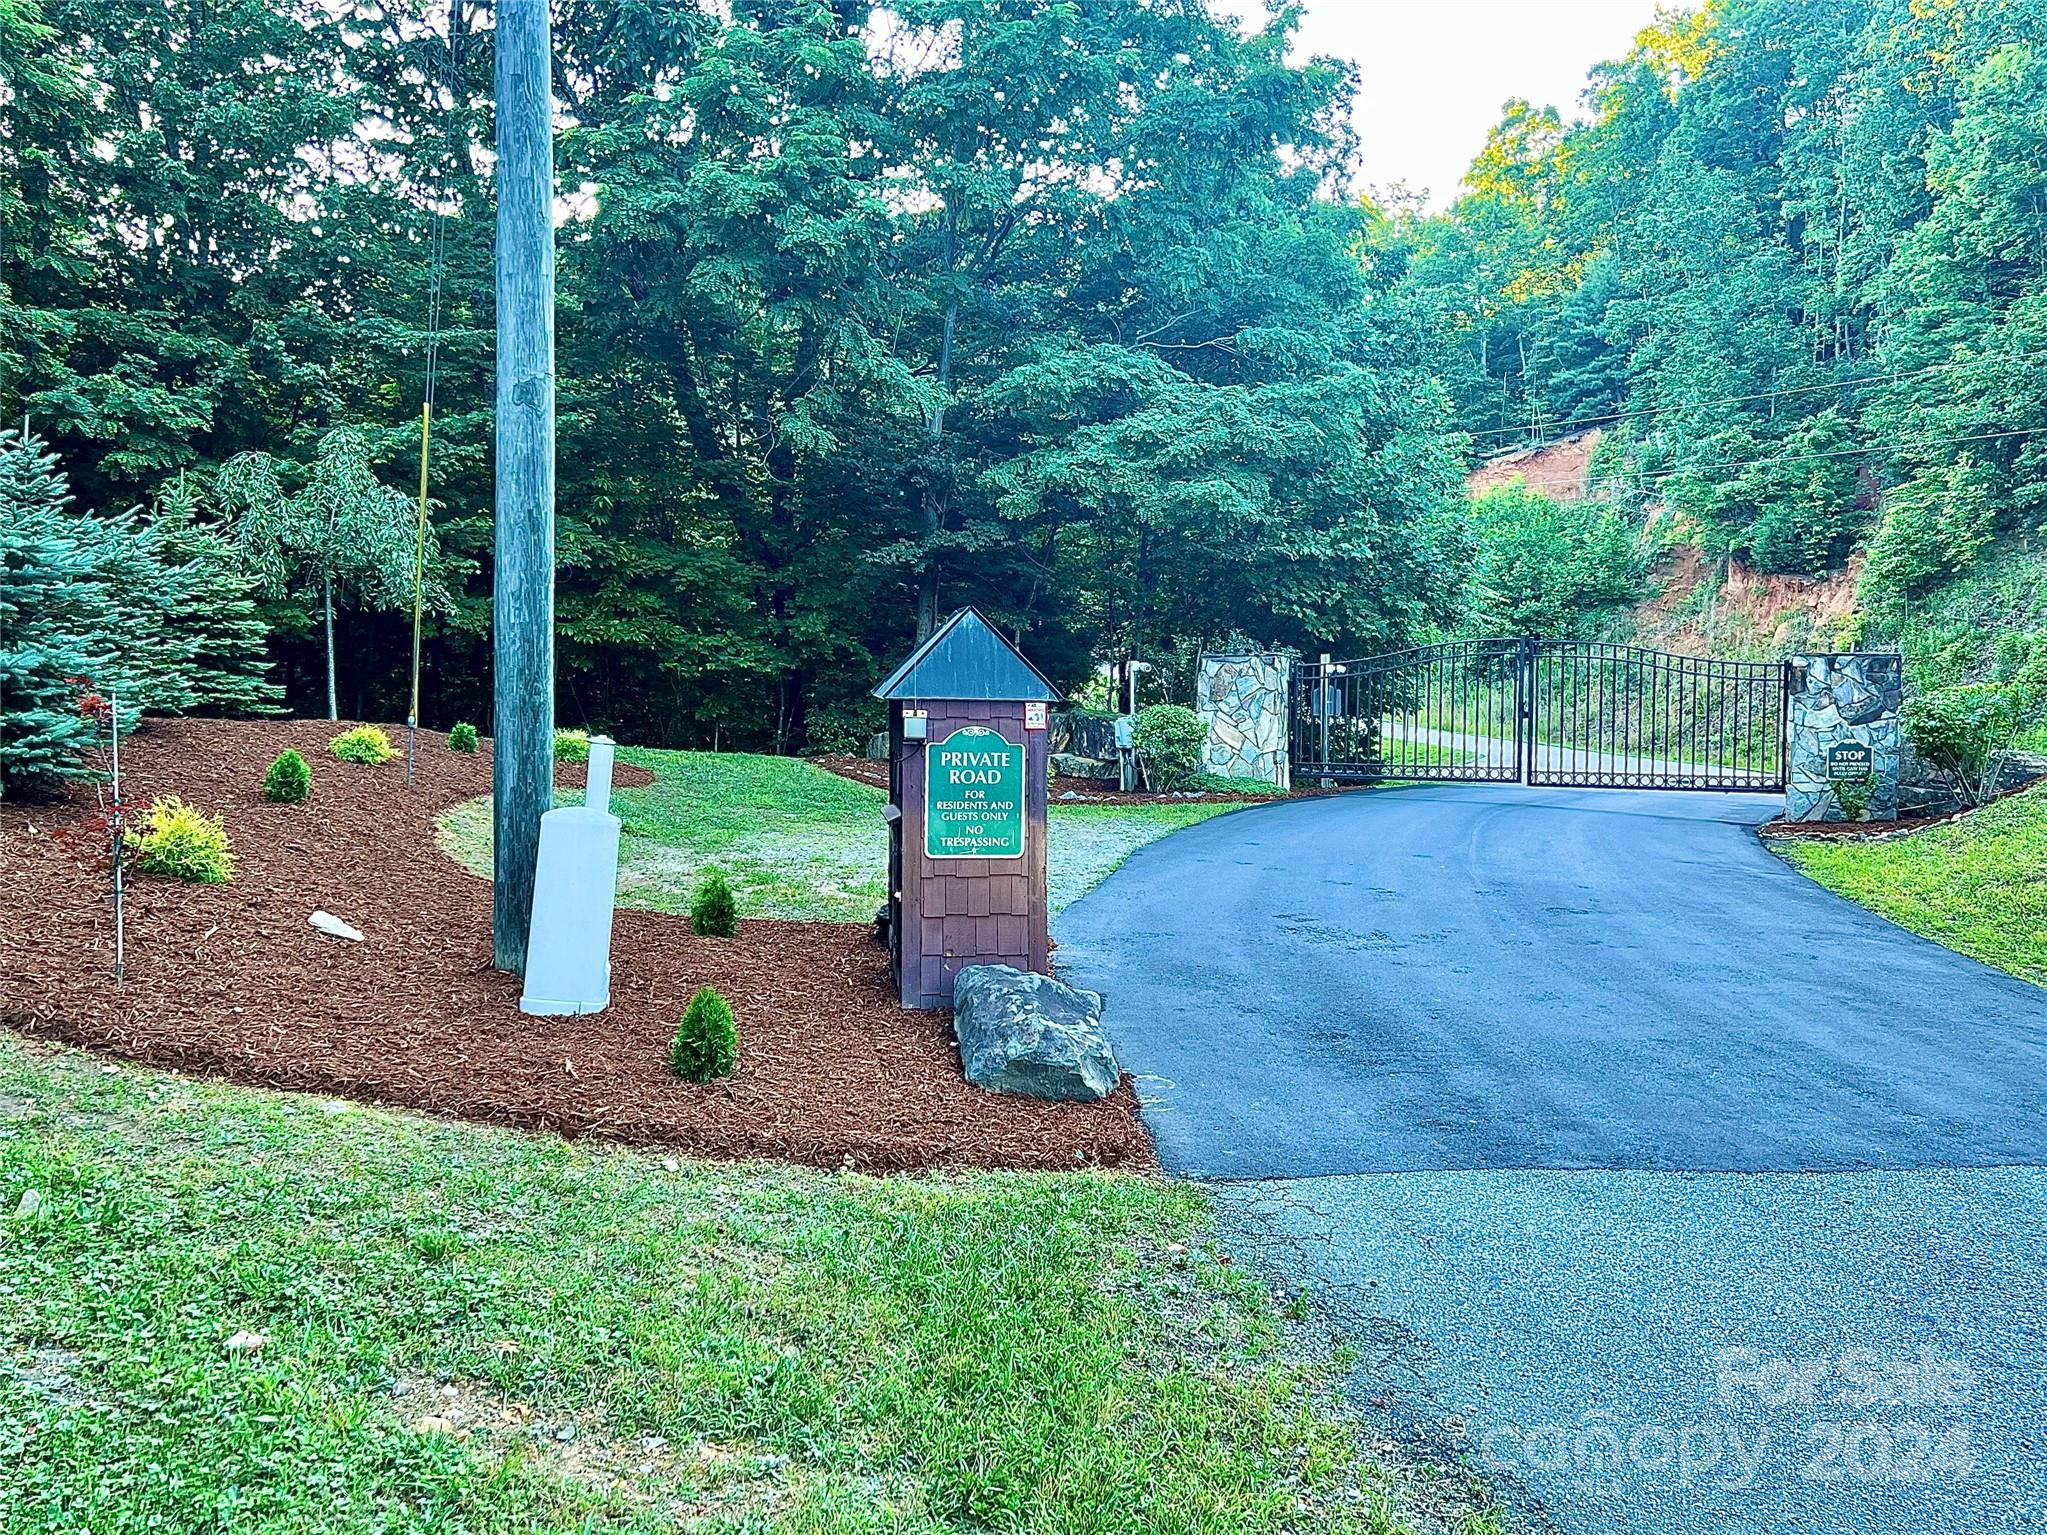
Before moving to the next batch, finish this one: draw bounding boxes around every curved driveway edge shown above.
[1053,783,2047,1535]
[1054,784,2047,1179]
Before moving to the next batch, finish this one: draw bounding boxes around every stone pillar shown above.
[1197,653,1291,791]
[1786,653,1903,823]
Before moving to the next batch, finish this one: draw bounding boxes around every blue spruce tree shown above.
[0,428,103,797]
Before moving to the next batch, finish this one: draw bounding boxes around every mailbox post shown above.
[874,608,1059,1009]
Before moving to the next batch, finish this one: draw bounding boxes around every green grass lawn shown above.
[0,1037,1487,1535]
[438,750,1244,922]
[1779,783,2047,985]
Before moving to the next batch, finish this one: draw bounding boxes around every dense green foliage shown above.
[1392,0,2047,665]
[0,1038,1462,1534]
[551,729,589,765]
[1460,483,1642,636]
[149,478,286,719]
[0,430,99,796]
[446,721,478,754]
[1784,782,2047,985]
[261,749,312,805]
[328,725,396,765]
[688,867,740,939]
[670,985,740,1083]
[0,428,277,798]
[1903,680,2032,804]
[1,0,1464,750]
[124,796,234,883]
[16,0,2043,724]
[1131,704,1209,791]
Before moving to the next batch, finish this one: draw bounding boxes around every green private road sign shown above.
[926,726,1026,860]
[1826,741,1874,779]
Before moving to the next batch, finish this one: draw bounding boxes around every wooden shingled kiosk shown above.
[874,608,1060,1009]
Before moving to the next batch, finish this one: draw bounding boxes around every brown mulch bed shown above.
[1760,782,2035,840]
[0,719,1153,1174]
[810,754,890,791]
[1759,816,1934,841]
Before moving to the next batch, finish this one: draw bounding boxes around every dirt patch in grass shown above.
[0,719,1153,1173]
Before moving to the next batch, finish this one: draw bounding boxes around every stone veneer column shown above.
[1196,653,1292,791]
[1786,652,1903,823]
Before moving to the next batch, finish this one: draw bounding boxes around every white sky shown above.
[1278,1,1669,208]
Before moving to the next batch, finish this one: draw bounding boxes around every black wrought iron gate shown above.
[1293,639,1790,792]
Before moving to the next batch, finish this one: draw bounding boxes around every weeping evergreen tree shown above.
[0,427,100,797]
[217,427,443,721]
[150,475,281,715]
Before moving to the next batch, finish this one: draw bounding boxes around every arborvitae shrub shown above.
[329,725,395,764]
[262,749,311,803]
[448,722,479,753]
[671,986,738,1083]
[125,796,234,883]
[553,728,590,763]
[690,867,739,937]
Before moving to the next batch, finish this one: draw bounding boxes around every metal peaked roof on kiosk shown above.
[873,607,1061,703]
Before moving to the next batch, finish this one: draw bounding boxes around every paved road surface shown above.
[1055,784,2047,1535]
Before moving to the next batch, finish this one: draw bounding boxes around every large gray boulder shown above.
[952,966,1119,1102]
[1049,751,1116,782]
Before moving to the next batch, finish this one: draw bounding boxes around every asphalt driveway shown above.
[1054,784,2047,1535]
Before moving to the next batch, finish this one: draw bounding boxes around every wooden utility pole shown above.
[492,0,556,974]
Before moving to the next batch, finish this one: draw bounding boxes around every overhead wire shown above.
[406,0,459,786]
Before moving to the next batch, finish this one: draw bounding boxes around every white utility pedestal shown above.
[520,735,621,1015]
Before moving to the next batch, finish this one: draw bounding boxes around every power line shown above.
[1469,354,2041,446]
[405,0,459,787]
[1487,424,2047,497]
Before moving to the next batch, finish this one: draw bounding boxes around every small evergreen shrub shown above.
[553,728,590,763]
[447,722,479,753]
[125,796,234,883]
[1832,773,1875,823]
[671,986,739,1083]
[1131,703,1208,791]
[329,725,396,764]
[262,749,311,803]
[690,867,740,937]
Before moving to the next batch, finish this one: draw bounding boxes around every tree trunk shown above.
[323,574,338,721]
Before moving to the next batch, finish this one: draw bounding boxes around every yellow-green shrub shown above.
[330,725,395,764]
[125,797,234,884]
[553,728,590,763]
